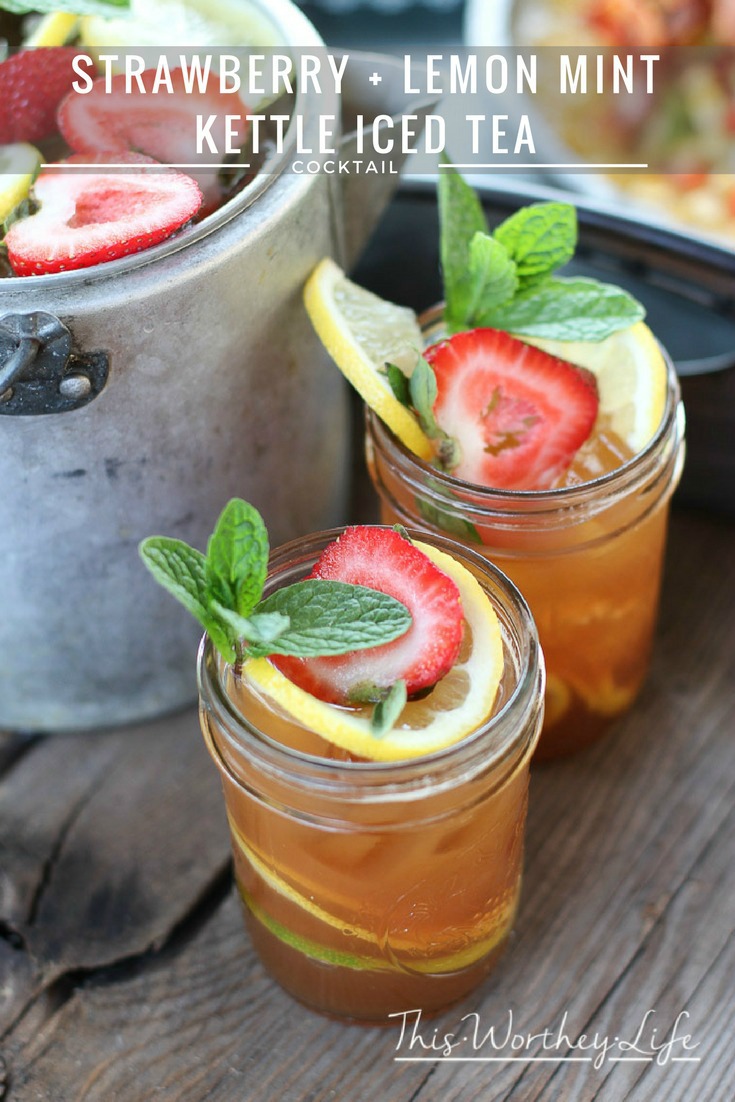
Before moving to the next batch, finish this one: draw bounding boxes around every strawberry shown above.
[5,154,202,277]
[425,328,599,491]
[0,48,92,145]
[57,68,248,209]
[273,527,464,706]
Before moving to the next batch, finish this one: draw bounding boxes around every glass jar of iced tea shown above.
[198,529,544,1021]
[366,330,685,760]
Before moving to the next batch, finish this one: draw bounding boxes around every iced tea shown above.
[366,349,685,759]
[197,529,543,1020]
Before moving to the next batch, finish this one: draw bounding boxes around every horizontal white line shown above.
[40,163,248,170]
[395,1055,702,1065]
[439,162,649,169]
[395,1057,594,1063]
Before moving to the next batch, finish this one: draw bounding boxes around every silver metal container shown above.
[0,1,434,732]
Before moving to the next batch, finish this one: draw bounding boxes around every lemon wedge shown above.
[524,322,668,453]
[80,0,282,50]
[244,541,504,762]
[0,143,42,224]
[304,257,434,461]
[23,12,79,46]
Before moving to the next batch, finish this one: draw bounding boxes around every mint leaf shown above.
[484,277,645,341]
[407,356,460,468]
[493,202,577,290]
[212,604,290,650]
[383,361,411,407]
[462,232,518,330]
[141,499,414,669]
[438,156,489,330]
[409,355,439,434]
[0,0,128,13]
[254,580,411,658]
[206,498,269,617]
[416,496,482,544]
[371,680,407,737]
[139,537,234,661]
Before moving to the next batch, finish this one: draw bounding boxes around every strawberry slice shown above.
[0,48,93,145]
[425,328,599,491]
[5,154,202,277]
[57,68,248,209]
[273,527,464,706]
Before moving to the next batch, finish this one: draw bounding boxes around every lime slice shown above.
[80,0,282,49]
[245,886,512,975]
[244,541,504,762]
[304,257,434,461]
[231,815,512,972]
[23,12,79,46]
[0,143,42,224]
[243,890,387,972]
[524,322,668,452]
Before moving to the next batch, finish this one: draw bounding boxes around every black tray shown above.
[353,179,735,515]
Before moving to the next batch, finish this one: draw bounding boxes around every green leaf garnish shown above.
[139,538,235,661]
[140,499,412,667]
[408,355,439,435]
[416,496,482,544]
[371,680,408,737]
[460,232,518,330]
[438,162,646,340]
[0,0,128,14]
[437,154,489,331]
[383,361,412,407]
[484,277,645,342]
[492,202,577,290]
[254,580,411,658]
[206,498,269,617]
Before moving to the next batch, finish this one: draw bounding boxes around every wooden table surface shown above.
[1,505,734,1102]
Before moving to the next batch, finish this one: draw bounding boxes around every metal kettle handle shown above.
[0,312,109,416]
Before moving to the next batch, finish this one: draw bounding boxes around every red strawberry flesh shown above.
[57,68,249,208]
[425,328,599,491]
[272,527,464,706]
[0,48,92,145]
[5,154,202,277]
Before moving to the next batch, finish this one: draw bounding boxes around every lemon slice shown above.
[544,673,572,729]
[23,13,79,46]
[304,257,434,461]
[245,887,512,975]
[231,815,512,972]
[0,143,42,224]
[524,322,668,452]
[244,541,504,762]
[80,0,282,50]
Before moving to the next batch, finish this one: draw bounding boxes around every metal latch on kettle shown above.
[0,311,109,416]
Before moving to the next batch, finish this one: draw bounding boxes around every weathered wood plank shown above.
[1,510,733,1102]
[0,709,232,1041]
[2,894,431,1102]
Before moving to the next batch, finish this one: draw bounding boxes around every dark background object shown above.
[353,179,735,514]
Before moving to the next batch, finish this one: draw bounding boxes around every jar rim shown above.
[197,526,543,796]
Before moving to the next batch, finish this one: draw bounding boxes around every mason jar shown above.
[366,330,686,760]
[198,528,544,1021]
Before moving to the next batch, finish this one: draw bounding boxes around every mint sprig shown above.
[384,356,460,470]
[437,160,644,340]
[0,0,128,14]
[140,499,412,667]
